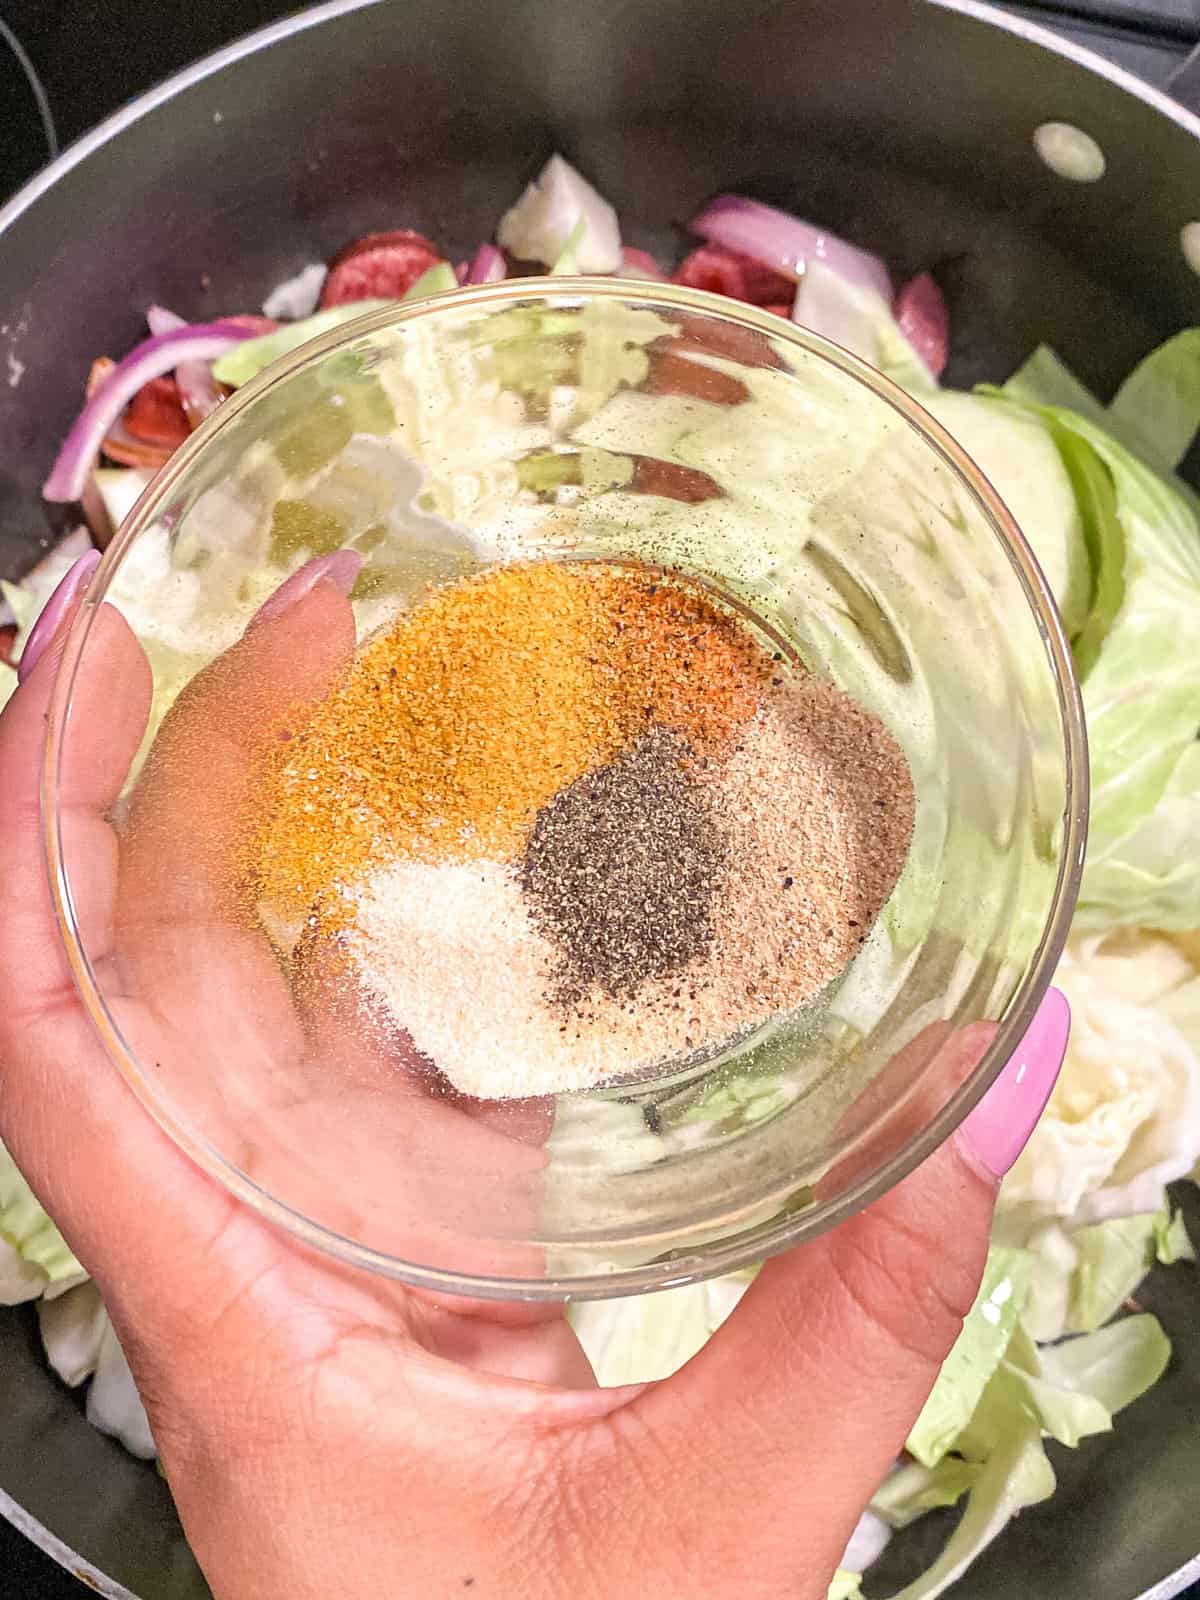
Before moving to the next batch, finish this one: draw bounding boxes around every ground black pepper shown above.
[520,728,726,1005]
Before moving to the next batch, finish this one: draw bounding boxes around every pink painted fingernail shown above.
[251,549,362,627]
[959,988,1070,1179]
[17,549,101,685]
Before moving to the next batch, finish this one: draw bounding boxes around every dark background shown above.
[1,0,1199,1595]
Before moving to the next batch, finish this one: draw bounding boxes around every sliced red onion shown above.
[145,306,227,425]
[44,321,256,503]
[224,315,279,336]
[454,261,470,285]
[146,305,185,336]
[463,244,506,285]
[895,272,950,378]
[176,362,226,427]
[690,195,893,299]
[150,307,278,338]
[615,246,667,280]
[84,357,174,470]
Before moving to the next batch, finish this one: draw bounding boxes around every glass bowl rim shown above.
[41,276,1089,1301]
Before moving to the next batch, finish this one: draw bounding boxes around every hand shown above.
[0,552,1065,1600]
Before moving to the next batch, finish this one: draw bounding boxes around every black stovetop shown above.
[1,1,1197,1596]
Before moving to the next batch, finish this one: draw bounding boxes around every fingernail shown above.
[959,988,1070,1179]
[251,550,362,627]
[17,549,101,685]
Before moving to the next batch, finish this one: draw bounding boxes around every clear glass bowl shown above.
[43,279,1086,1298]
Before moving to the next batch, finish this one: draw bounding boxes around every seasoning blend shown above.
[251,560,914,1099]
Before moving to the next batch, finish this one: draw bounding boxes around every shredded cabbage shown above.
[878,1316,1167,1600]
[986,351,1200,932]
[883,1422,1055,1600]
[1107,328,1200,476]
[999,933,1200,1231]
[829,1572,865,1600]
[1022,1202,1194,1345]
[906,1248,1033,1469]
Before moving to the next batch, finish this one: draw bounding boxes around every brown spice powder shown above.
[345,673,916,1098]
[596,574,766,750]
[251,561,769,924]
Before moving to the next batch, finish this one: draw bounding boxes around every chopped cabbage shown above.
[88,1315,156,1459]
[1154,1206,1196,1264]
[1046,417,1200,931]
[212,297,394,387]
[1021,1205,1194,1344]
[497,154,621,273]
[829,1572,864,1600]
[871,1457,982,1530]
[791,262,893,365]
[213,262,456,389]
[880,1316,1166,1600]
[767,266,1092,634]
[919,390,1091,636]
[569,1272,749,1387]
[1031,1315,1170,1427]
[1107,328,1200,476]
[987,357,1200,933]
[999,933,1200,1231]
[262,261,328,321]
[38,1280,108,1386]
[907,1248,1032,1469]
[883,1422,1055,1600]
[999,344,1112,432]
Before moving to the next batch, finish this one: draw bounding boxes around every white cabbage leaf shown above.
[37,1280,108,1386]
[906,1248,1032,1469]
[880,1315,1167,1600]
[87,1316,156,1459]
[568,1272,749,1387]
[497,154,621,273]
[999,933,1200,1232]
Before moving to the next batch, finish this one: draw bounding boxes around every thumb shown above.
[626,991,1069,1583]
[0,554,356,1315]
